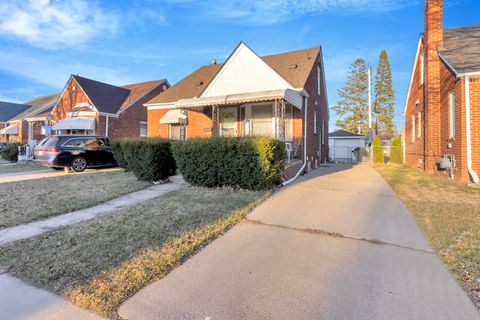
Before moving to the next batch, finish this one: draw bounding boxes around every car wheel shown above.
[71,157,87,172]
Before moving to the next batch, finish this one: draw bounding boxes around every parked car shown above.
[34,135,117,172]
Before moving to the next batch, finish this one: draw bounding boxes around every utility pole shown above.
[368,67,372,130]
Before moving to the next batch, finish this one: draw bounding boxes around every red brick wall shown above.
[148,108,213,139]
[53,77,167,139]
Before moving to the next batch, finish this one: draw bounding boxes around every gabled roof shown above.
[8,94,59,121]
[73,75,167,114]
[440,23,480,75]
[0,101,31,122]
[147,44,320,105]
[329,129,366,138]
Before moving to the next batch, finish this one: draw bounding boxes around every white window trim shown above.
[139,121,147,137]
[449,90,455,138]
[411,115,415,143]
[417,112,421,138]
[314,111,317,135]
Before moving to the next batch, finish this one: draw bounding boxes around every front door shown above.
[220,107,237,137]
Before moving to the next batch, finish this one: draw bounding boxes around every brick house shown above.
[404,0,480,182]
[49,75,169,140]
[146,42,329,181]
[0,95,58,143]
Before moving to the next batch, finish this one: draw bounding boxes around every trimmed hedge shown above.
[171,136,285,190]
[372,136,384,164]
[111,138,176,181]
[0,143,20,162]
[110,140,128,169]
[390,136,403,164]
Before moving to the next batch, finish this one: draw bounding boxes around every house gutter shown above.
[282,96,308,186]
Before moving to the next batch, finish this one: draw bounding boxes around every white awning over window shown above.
[0,124,18,135]
[52,118,96,131]
[175,89,303,110]
[160,109,187,124]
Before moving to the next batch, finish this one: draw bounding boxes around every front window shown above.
[449,91,455,138]
[140,121,147,137]
[169,124,182,140]
[285,104,293,141]
[411,115,415,143]
[251,103,273,137]
[417,112,421,138]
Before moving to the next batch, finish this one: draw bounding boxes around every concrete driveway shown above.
[120,164,480,320]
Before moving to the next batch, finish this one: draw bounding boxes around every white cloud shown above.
[0,0,119,49]
[179,0,420,25]
[0,50,141,89]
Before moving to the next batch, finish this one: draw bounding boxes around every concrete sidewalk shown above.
[120,164,479,320]
[0,274,101,320]
[0,175,186,245]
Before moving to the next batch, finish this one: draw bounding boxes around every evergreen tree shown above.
[374,49,396,139]
[332,58,370,135]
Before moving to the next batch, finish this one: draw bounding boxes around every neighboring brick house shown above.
[146,42,329,181]
[50,75,169,140]
[404,0,480,182]
[0,95,58,143]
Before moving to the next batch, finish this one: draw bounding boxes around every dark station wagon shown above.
[34,135,117,172]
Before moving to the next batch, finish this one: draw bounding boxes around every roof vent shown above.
[289,64,298,69]
[195,81,204,87]
[210,59,217,65]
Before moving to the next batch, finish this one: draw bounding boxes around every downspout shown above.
[105,115,109,137]
[282,96,308,186]
[464,76,478,182]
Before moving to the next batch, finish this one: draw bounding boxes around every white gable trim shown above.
[200,42,293,98]
[403,35,424,115]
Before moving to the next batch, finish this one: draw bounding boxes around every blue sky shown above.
[0,0,479,131]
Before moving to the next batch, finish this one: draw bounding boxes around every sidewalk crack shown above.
[245,219,435,255]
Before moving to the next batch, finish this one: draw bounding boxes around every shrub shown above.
[389,136,403,164]
[171,136,285,190]
[0,143,20,162]
[372,136,384,164]
[119,138,176,181]
[110,140,127,169]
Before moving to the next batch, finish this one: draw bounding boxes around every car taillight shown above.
[45,147,61,153]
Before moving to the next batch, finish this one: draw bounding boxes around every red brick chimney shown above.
[424,0,443,173]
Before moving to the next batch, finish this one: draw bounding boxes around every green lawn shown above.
[0,186,264,316]
[375,164,480,308]
[0,170,150,228]
[0,163,50,174]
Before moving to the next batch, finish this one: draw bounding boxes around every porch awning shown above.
[160,109,187,124]
[52,117,96,131]
[0,124,18,135]
[175,89,303,110]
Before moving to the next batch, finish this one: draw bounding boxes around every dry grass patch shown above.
[0,170,149,228]
[0,186,266,317]
[375,164,480,308]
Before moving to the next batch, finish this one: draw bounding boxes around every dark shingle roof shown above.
[441,23,480,74]
[73,75,166,113]
[0,101,32,122]
[9,93,60,121]
[329,129,365,137]
[74,75,131,114]
[147,45,320,105]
